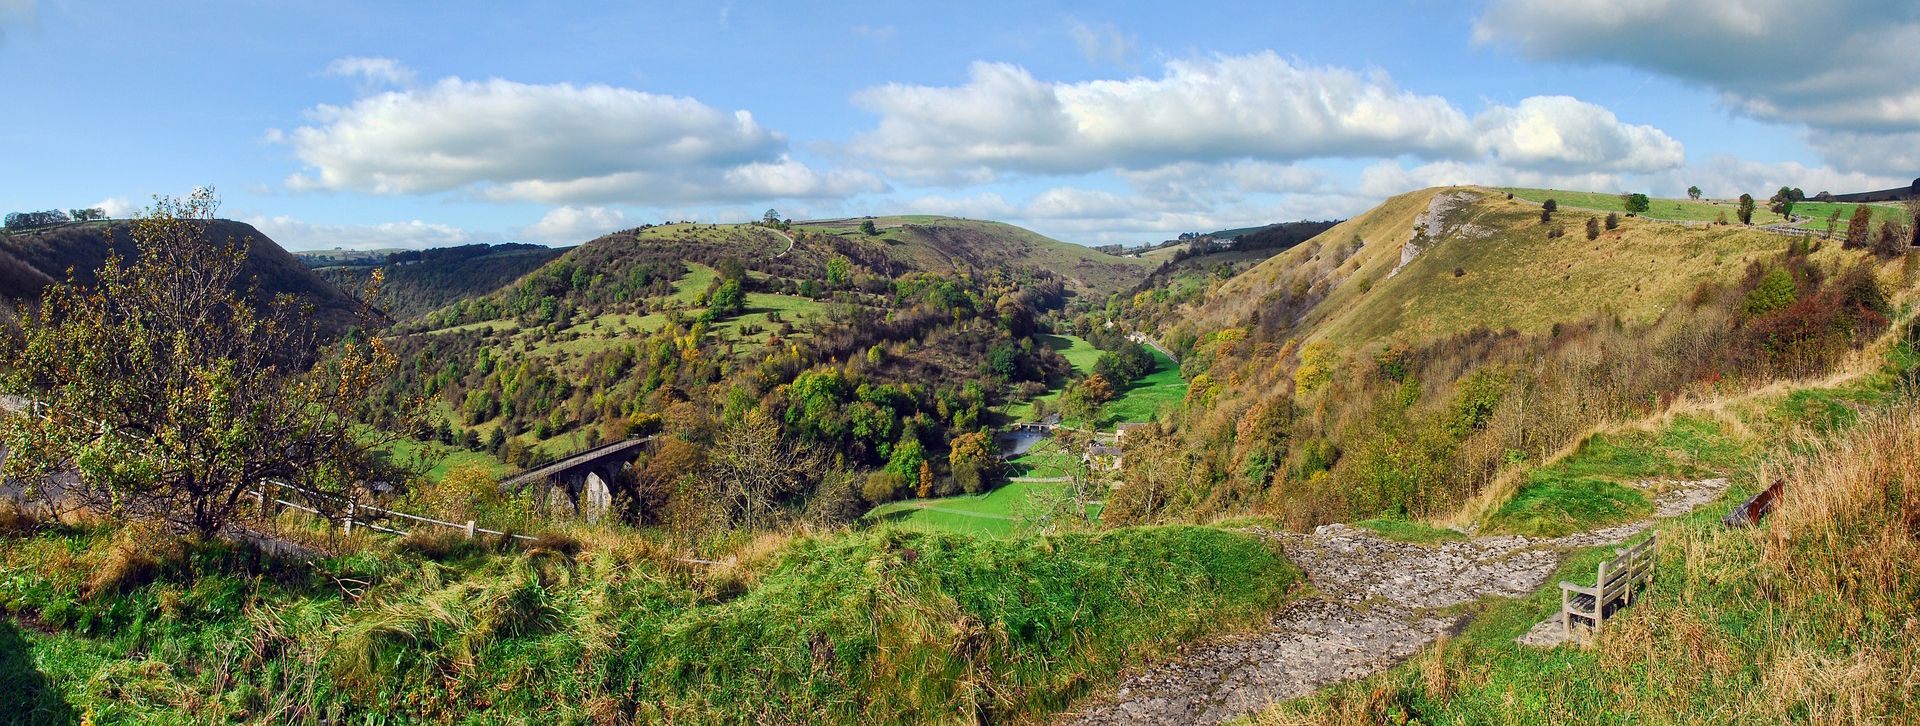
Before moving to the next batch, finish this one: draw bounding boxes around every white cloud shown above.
[1651,155,1908,200]
[1473,96,1685,173]
[1807,132,1920,179]
[849,53,1679,182]
[322,56,416,88]
[1066,18,1136,67]
[1118,161,1327,204]
[275,75,879,205]
[241,214,501,251]
[1475,0,1920,135]
[517,206,631,244]
[90,196,139,219]
[1356,160,1625,199]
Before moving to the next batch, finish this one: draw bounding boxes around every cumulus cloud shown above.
[517,206,632,244]
[1807,131,1920,179]
[1118,161,1327,204]
[1356,160,1625,199]
[1066,18,1136,67]
[1475,0,1920,135]
[90,196,139,219]
[849,53,1680,182]
[241,215,502,251]
[1473,96,1685,173]
[1652,155,1908,200]
[322,56,416,88]
[274,75,881,205]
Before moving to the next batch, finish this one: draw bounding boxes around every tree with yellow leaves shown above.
[0,188,415,537]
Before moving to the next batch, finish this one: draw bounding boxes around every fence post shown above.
[344,502,355,534]
[465,520,476,539]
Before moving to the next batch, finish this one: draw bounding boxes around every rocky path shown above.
[1058,478,1730,726]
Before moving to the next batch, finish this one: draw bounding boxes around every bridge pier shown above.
[502,437,652,522]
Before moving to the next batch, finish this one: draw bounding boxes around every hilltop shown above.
[1180,187,1887,348]
[792,215,1156,299]
[0,219,367,333]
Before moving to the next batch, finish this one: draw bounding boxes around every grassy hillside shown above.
[795,216,1155,299]
[0,517,1297,725]
[1253,327,1920,725]
[318,244,568,321]
[1498,186,1910,231]
[1200,187,1842,349]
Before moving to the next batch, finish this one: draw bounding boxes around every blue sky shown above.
[1,0,1915,249]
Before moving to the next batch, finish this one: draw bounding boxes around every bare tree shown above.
[707,409,821,531]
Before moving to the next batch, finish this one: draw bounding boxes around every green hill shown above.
[792,216,1155,299]
[1192,187,1850,348]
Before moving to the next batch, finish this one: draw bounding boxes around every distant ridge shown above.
[1824,178,1920,203]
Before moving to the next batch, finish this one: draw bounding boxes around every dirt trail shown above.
[1058,478,1729,726]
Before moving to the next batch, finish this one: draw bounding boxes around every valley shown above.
[3,187,1917,725]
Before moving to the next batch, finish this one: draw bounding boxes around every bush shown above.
[1605,212,1620,230]
[1743,268,1797,317]
[1585,218,1600,240]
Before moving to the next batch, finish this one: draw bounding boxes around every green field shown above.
[1096,345,1188,428]
[1499,186,1907,229]
[999,335,1187,430]
[864,479,1100,537]
[1000,334,1099,422]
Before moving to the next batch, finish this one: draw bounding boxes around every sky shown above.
[1,0,1916,250]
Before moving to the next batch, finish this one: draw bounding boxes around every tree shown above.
[707,279,744,319]
[707,409,821,531]
[1061,375,1113,424]
[948,431,995,494]
[1622,193,1650,214]
[1769,187,1796,219]
[860,219,879,236]
[1687,186,1703,201]
[0,189,410,538]
[1845,205,1874,249]
[1737,194,1756,225]
[763,208,780,224]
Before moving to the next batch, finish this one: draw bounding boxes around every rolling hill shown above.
[791,215,1156,299]
[0,219,367,333]
[315,243,569,322]
[1189,186,1850,348]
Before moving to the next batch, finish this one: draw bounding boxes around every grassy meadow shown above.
[0,515,1297,725]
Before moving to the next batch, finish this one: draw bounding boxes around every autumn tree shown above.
[948,431,995,494]
[0,188,411,537]
[1846,205,1874,249]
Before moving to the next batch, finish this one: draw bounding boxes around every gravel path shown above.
[1056,478,1730,726]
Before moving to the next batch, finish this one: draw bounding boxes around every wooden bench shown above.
[1560,531,1658,641]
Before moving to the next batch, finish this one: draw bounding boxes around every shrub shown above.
[1605,212,1620,230]
[1585,218,1600,240]
[1743,268,1797,317]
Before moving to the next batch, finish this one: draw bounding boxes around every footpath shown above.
[1059,478,1730,725]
